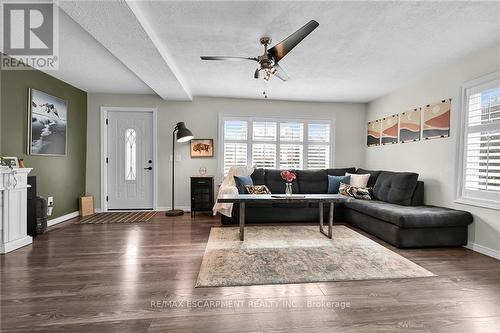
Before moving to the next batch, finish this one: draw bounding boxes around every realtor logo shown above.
[1,1,59,70]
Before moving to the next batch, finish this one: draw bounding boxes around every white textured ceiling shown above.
[54,1,500,101]
[43,9,153,94]
[58,0,190,100]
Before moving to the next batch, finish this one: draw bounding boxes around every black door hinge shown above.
[106,195,109,202]
[106,119,108,125]
[106,157,108,163]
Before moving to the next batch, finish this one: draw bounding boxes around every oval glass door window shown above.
[125,128,136,181]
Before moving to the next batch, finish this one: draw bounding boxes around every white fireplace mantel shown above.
[1,168,33,254]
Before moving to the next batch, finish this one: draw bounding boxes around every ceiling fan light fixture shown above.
[200,20,319,96]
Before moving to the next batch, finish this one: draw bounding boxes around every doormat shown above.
[75,211,157,224]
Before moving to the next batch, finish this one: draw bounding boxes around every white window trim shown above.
[455,70,500,211]
[217,113,335,183]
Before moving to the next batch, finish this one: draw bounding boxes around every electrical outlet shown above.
[47,196,54,206]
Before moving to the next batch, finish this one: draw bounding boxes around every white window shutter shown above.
[223,143,247,175]
[307,145,330,169]
[280,144,303,169]
[224,120,247,140]
[252,144,276,168]
[221,117,331,177]
[462,81,500,204]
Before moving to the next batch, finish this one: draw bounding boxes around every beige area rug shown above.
[75,211,157,224]
[196,225,435,287]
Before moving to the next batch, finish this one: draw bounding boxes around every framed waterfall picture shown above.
[28,89,68,156]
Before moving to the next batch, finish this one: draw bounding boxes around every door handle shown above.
[144,167,152,170]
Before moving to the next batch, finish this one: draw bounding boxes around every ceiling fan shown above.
[200,20,319,91]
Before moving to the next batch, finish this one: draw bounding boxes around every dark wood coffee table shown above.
[217,194,351,240]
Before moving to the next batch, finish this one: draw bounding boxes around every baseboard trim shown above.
[47,211,80,227]
[465,242,500,260]
[1,236,32,254]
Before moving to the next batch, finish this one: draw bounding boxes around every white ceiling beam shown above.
[58,0,192,101]
[125,0,192,100]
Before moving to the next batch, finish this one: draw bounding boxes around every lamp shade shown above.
[175,122,193,142]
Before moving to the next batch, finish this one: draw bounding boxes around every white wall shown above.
[86,95,367,210]
[365,43,500,255]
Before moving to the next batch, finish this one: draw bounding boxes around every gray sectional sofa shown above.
[221,168,473,248]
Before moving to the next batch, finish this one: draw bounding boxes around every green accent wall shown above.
[0,63,87,219]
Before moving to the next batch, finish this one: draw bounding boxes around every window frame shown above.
[456,70,500,211]
[217,113,335,183]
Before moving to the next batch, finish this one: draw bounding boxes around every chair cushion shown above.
[234,175,253,194]
[297,169,328,194]
[345,200,473,228]
[356,168,381,188]
[372,171,418,206]
[251,168,265,185]
[328,175,350,194]
[326,167,356,176]
[264,169,299,194]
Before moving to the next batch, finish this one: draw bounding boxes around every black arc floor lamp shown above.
[165,122,193,217]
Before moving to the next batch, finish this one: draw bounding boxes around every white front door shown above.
[107,111,154,210]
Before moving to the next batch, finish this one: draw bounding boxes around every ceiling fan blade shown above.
[268,20,319,63]
[200,56,258,62]
[273,63,290,81]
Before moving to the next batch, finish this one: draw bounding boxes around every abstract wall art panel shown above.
[381,114,399,145]
[399,108,421,143]
[367,120,381,146]
[423,99,451,140]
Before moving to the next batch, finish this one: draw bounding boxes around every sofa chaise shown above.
[220,168,473,248]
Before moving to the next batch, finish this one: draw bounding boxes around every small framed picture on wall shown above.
[0,157,19,168]
[190,139,214,158]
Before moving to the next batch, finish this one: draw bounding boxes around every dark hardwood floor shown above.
[1,213,500,333]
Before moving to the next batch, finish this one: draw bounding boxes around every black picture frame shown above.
[28,88,68,156]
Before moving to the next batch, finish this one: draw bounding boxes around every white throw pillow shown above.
[346,173,370,188]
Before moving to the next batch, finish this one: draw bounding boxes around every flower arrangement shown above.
[280,170,296,183]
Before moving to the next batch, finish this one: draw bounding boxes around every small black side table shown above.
[190,176,214,218]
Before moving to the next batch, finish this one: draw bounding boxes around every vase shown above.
[285,183,293,196]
